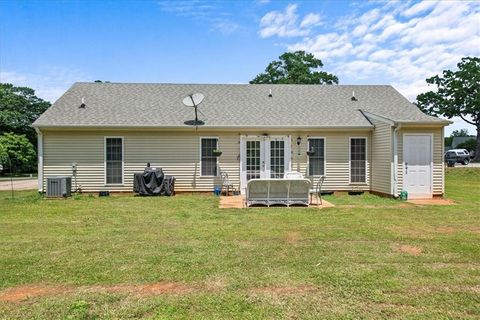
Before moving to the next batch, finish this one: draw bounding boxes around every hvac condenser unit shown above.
[46,176,72,198]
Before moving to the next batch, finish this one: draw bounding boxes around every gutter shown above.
[35,128,44,193]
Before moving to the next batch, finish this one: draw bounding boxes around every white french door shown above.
[240,135,291,193]
[403,134,432,199]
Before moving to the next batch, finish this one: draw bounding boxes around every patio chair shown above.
[310,176,325,206]
[284,171,304,179]
[220,171,235,196]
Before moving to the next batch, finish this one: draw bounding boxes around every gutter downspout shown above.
[35,128,44,193]
[392,124,401,197]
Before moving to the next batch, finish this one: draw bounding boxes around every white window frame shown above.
[306,137,326,177]
[104,136,124,185]
[349,137,368,184]
[200,137,219,177]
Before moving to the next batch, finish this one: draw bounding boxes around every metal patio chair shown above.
[220,171,235,196]
[310,175,325,206]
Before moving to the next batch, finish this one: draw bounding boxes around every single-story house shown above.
[33,83,451,199]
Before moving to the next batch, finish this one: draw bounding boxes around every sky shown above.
[0,0,479,135]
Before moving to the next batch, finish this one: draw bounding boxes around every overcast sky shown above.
[1,0,479,135]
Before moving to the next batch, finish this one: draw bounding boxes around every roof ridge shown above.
[74,82,393,87]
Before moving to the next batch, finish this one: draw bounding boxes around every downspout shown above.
[392,123,401,197]
[35,128,44,193]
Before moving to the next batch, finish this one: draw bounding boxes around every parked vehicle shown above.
[444,149,470,165]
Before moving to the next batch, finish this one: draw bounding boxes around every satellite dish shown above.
[182,93,205,128]
[182,93,204,107]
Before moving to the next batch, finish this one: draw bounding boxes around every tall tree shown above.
[0,83,51,144]
[0,133,36,174]
[250,51,338,85]
[416,57,480,161]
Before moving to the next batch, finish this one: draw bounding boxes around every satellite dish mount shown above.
[182,93,205,127]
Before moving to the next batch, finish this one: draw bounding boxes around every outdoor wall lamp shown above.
[296,137,302,155]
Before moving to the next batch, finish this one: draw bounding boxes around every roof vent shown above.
[79,97,86,108]
[351,90,357,101]
[268,89,272,98]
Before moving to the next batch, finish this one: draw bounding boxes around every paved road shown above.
[0,179,37,191]
[451,162,480,168]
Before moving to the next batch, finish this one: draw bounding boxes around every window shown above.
[308,138,325,176]
[270,140,285,178]
[105,137,123,184]
[350,138,366,183]
[201,138,218,176]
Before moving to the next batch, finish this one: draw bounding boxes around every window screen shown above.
[350,138,366,183]
[201,138,218,176]
[308,138,325,176]
[270,140,285,178]
[105,137,123,184]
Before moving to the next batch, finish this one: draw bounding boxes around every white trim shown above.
[349,137,368,184]
[402,133,433,198]
[199,136,219,177]
[35,128,44,192]
[104,136,124,186]
[306,137,326,177]
[441,127,445,195]
[360,110,395,125]
[239,135,291,194]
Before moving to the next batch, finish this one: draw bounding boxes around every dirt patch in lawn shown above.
[0,284,70,302]
[398,245,422,256]
[250,285,318,296]
[285,231,302,244]
[435,226,456,234]
[0,281,195,303]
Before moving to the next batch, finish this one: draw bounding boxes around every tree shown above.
[0,133,36,174]
[0,83,50,144]
[416,57,480,161]
[451,129,470,137]
[456,138,477,152]
[250,51,338,85]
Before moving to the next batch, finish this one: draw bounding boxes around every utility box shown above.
[46,176,72,198]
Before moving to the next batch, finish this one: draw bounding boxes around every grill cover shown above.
[133,169,175,196]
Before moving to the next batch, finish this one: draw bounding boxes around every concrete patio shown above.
[219,195,335,209]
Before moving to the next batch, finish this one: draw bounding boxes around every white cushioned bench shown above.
[245,178,312,207]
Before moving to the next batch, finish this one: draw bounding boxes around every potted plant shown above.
[212,149,222,157]
[306,147,316,157]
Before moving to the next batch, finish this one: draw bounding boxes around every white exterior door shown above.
[240,135,291,193]
[403,134,432,199]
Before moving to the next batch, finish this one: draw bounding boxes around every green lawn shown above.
[0,169,479,319]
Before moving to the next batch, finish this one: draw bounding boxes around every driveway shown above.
[0,179,37,191]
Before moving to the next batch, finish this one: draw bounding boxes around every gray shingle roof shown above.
[33,83,447,128]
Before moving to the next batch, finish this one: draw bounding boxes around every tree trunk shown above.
[475,124,480,162]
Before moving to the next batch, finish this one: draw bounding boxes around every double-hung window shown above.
[201,137,218,176]
[308,138,325,176]
[105,137,123,184]
[350,138,366,183]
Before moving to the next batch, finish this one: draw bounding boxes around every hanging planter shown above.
[306,148,316,157]
[212,149,223,157]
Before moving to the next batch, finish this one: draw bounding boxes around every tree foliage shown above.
[416,57,480,160]
[0,133,36,173]
[451,129,470,137]
[250,51,338,85]
[0,83,50,143]
[456,138,477,152]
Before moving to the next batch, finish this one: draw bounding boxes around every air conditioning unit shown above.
[46,176,72,198]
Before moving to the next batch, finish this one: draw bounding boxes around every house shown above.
[33,83,451,199]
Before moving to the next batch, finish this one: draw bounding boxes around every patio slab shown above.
[219,195,335,209]
[407,198,455,205]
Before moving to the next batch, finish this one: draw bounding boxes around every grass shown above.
[0,169,479,319]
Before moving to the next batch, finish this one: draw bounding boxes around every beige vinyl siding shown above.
[42,129,373,193]
[369,118,392,194]
[396,127,444,196]
[291,132,371,191]
[43,131,241,192]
